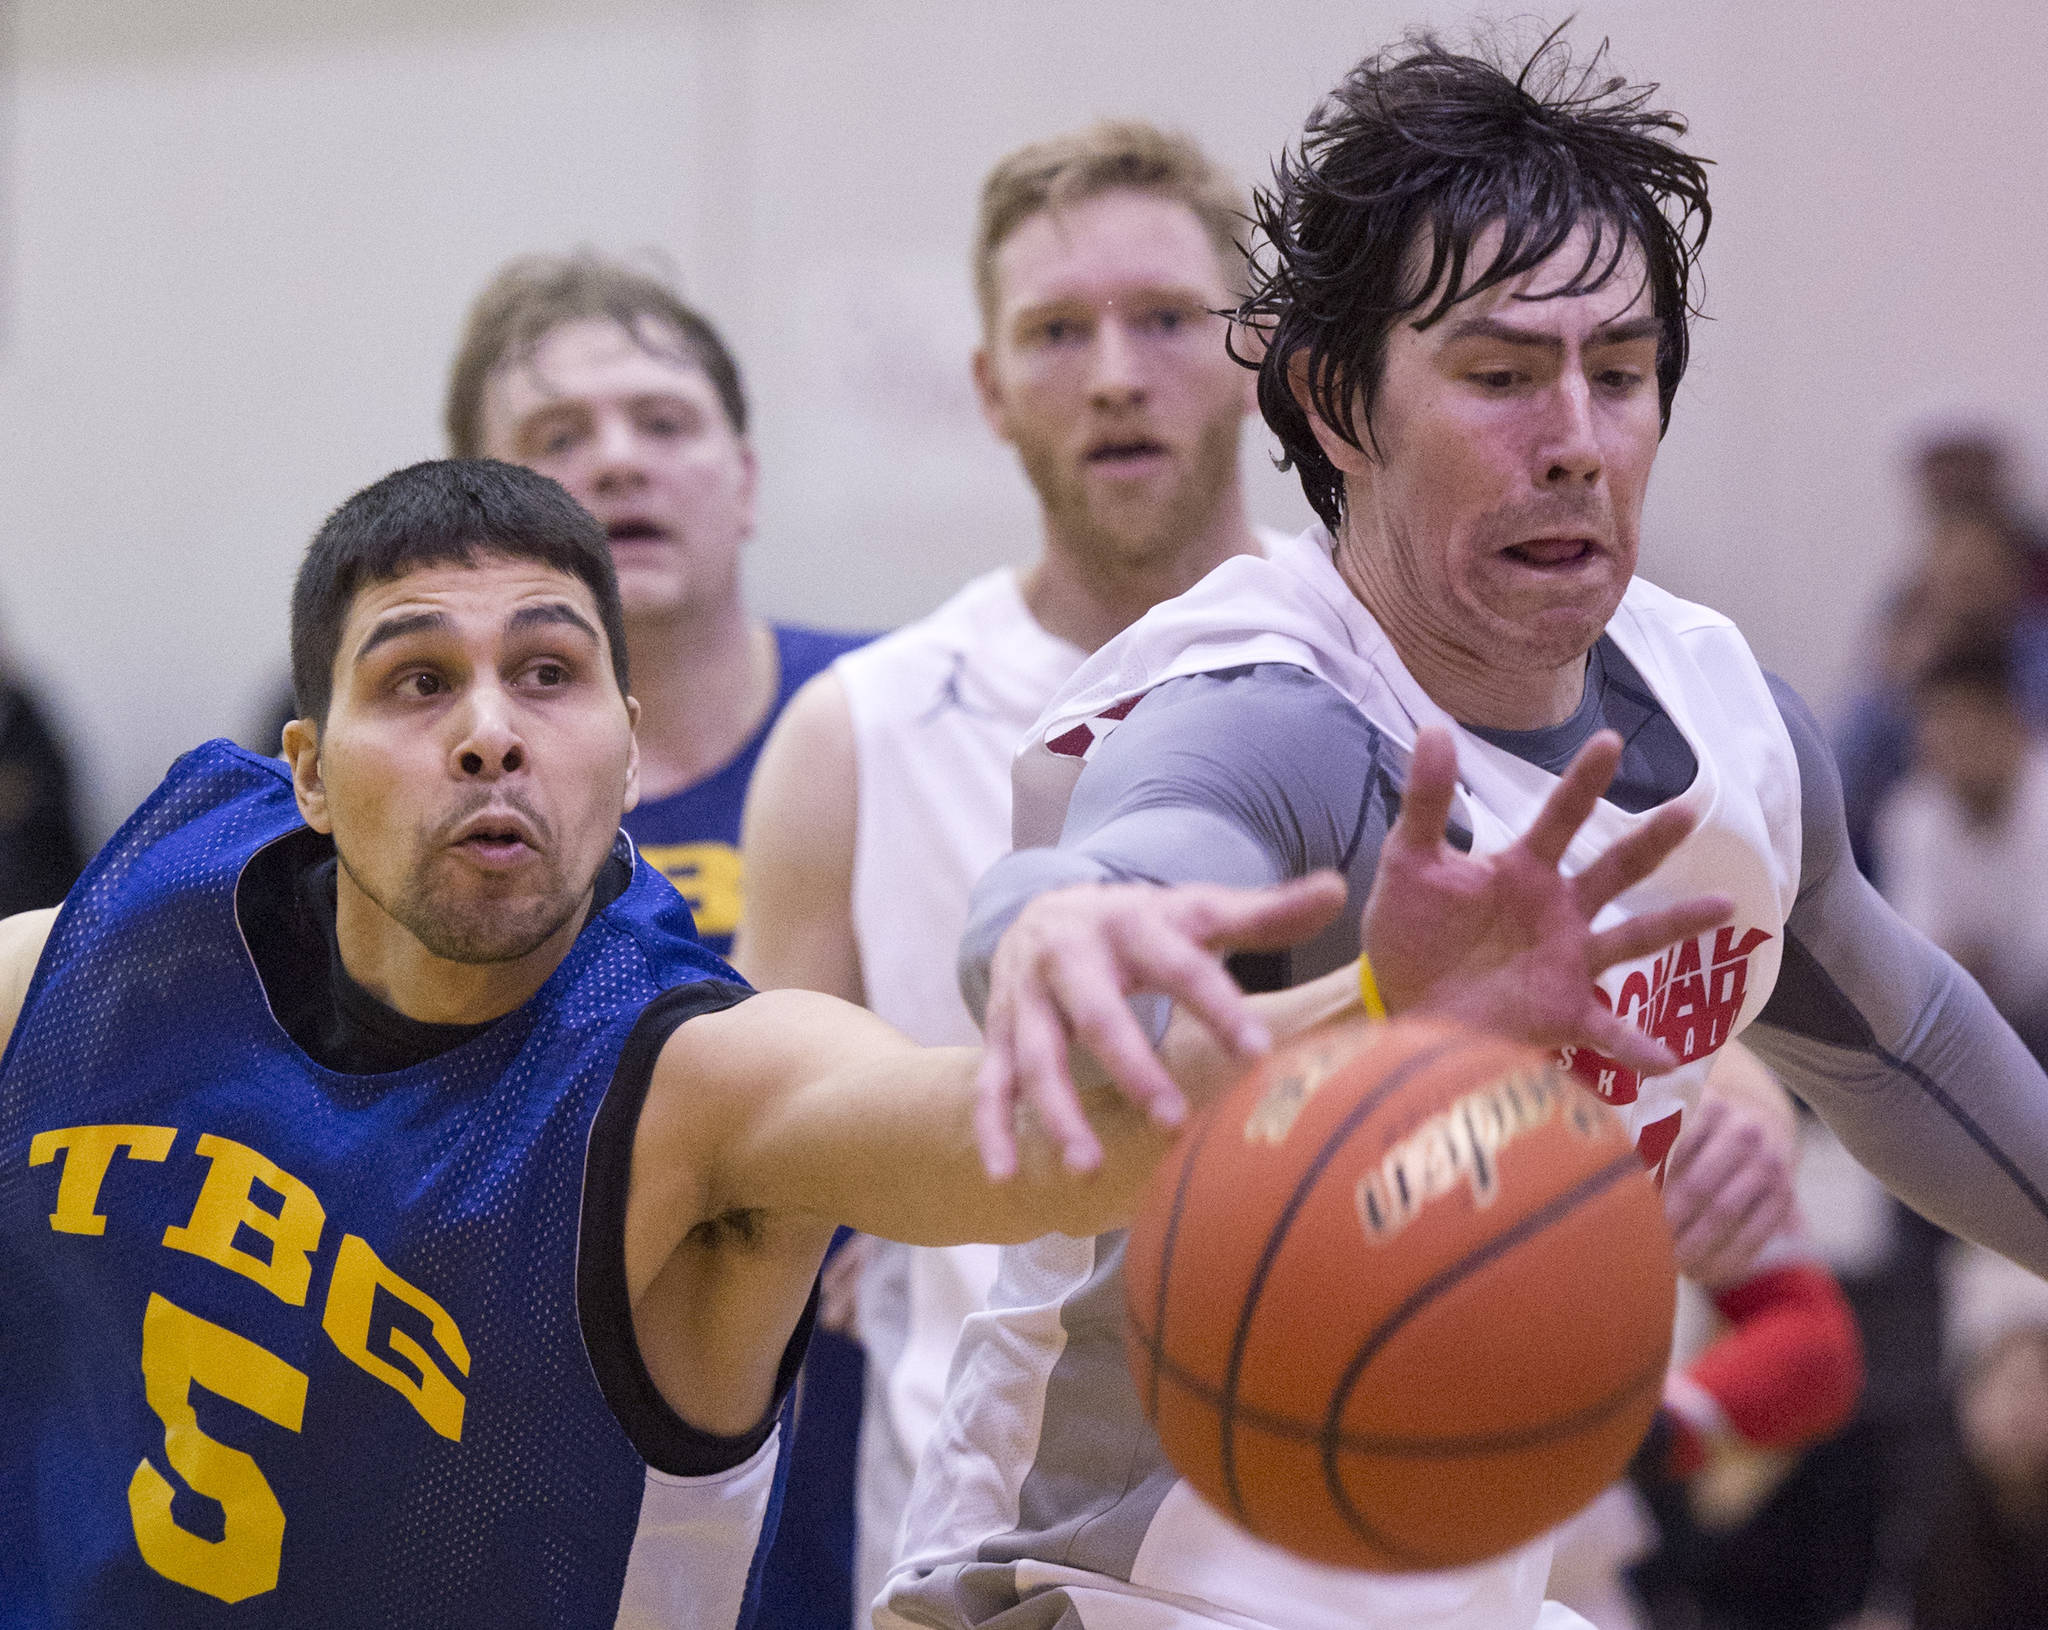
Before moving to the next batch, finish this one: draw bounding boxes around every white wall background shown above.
[3,0,2046,836]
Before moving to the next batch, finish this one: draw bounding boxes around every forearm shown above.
[1760,672,2048,1279]
[738,972,1364,1249]
[960,803,1294,1026]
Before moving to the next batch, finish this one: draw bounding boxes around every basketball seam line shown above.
[1319,1147,1653,1559]
[1146,1092,1223,1421]
[1212,1033,1471,1525]
[1134,1339,1667,1457]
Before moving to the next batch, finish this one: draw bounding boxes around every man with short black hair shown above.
[882,32,2048,1630]
[0,456,1714,1625]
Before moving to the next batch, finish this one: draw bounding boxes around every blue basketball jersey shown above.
[0,741,791,1629]
[626,623,870,956]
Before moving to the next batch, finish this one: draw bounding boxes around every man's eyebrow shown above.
[1014,284,1214,320]
[508,601,601,642]
[1434,313,1664,348]
[1588,315,1664,346]
[354,609,447,666]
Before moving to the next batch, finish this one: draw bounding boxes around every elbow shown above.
[1695,1261,1866,1451]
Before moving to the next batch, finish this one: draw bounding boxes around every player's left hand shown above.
[1661,1094,1797,1287]
[1362,726,1733,1076]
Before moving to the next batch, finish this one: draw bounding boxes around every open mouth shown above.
[606,519,668,545]
[450,811,541,866]
[1085,438,1169,469]
[1501,537,1597,569]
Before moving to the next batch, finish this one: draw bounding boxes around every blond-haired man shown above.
[448,252,868,958]
[448,256,870,1626]
[736,121,1287,1618]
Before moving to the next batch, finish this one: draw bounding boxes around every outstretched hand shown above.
[973,722,1734,1182]
[973,874,1348,1179]
[1362,726,1732,1075]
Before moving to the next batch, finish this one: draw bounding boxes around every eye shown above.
[1470,369,1521,391]
[1596,367,1647,393]
[519,659,576,691]
[639,404,699,439]
[526,419,584,458]
[398,670,445,699]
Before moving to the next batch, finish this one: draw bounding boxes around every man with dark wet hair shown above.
[880,33,2048,1630]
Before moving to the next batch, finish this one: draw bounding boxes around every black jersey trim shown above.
[576,978,823,1477]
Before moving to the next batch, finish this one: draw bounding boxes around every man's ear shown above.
[733,440,761,540]
[1288,351,1375,480]
[281,717,331,834]
[622,695,642,815]
[971,345,1008,441]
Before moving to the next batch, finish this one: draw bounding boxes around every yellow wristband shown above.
[1357,951,1388,1022]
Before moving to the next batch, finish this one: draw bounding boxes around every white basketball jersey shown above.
[881,528,1801,1630]
[836,567,1086,1618]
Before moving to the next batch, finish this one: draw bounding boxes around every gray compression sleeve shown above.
[1750,676,2048,1275]
[958,665,1398,1023]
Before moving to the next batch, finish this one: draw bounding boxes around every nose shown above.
[452,686,526,779]
[588,411,648,497]
[1088,316,1146,411]
[1541,371,1603,488]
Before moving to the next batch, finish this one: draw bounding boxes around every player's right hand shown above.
[973,875,1347,1179]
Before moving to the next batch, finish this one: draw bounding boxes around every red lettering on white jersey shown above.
[1635,1109,1685,1189]
[1560,925,1774,1104]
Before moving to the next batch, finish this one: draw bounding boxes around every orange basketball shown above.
[1124,1013,1676,1573]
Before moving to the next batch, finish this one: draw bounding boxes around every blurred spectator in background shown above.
[1914,429,2048,570]
[1913,1324,2048,1629]
[446,249,871,1630]
[1873,640,2048,1058]
[1834,504,2048,878]
[0,654,84,916]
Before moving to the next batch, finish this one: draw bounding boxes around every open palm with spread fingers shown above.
[1363,726,1732,1074]
[976,723,1733,1180]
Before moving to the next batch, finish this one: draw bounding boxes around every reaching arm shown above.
[0,907,57,1057]
[729,669,864,1001]
[966,667,1731,1175]
[656,959,1362,1251]
[1746,676,2048,1278]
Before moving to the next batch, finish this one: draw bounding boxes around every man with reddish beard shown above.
[446,254,870,1625]
[736,122,1289,1618]
[880,33,2048,1630]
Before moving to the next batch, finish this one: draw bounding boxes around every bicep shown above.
[1059,666,1383,885]
[960,667,1386,1011]
[731,670,862,1000]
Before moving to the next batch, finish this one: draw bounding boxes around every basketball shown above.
[1124,1013,1677,1573]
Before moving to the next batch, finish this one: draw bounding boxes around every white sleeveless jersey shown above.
[880,526,1801,1630]
[835,567,1086,1619]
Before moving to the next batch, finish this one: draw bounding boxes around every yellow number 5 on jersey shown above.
[128,1293,307,1604]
